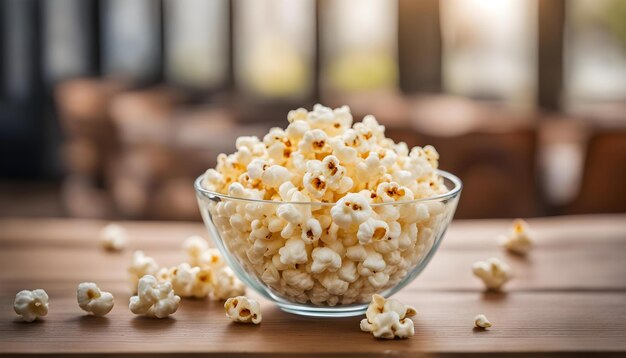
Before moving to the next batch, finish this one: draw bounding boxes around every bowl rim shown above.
[194,169,462,207]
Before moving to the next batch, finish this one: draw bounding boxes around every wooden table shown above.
[1,216,625,357]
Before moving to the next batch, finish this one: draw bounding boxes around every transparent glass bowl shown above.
[195,170,462,317]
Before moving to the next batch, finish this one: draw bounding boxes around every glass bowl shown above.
[194,170,462,317]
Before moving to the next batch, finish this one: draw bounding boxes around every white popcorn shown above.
[285,119,310,141]
[301,218,322,244]
[14,289,49,322]
[299,129,329,155]
[360,294,416,339]
[357,218,389,245]
[100,223,128,251]
[128,251,159,292]
[77,282,114,316]
[167,263,200,297]
[472,257,512,291]
[310,247,342,274]
[182,235,209,266]
[262,165,292,189]
[200,104,451,306]
[211,267,246,300]
[278,238,308,266]
[224,296,262,324]
[282,269,314,291]
[474,314,492,329]
[330,194,373,230]
[129,275,180,318]
[500,219,534,255]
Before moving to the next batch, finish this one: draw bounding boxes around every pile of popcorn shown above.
[201,104,453,306]
[128,236,246,304]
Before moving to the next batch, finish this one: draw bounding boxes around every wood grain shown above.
[1,215,626,356]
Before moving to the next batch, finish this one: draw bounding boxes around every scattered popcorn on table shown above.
[182,235,209,266]
[360,294,416,339]
[100,223,127,251]
[14,289,49,322]
[155,236,246,300]
[500,219,534,255]
[224,296,262,324]
[77,282,114,316]
[129,275,180,318]
[472,257,512,291]
[198,104,455,306]
[128,251,159,293]
[211,267,246,301]
[474,314,492,329]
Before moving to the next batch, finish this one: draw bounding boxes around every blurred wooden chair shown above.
[568,129,626,214]
[409,95,539,219]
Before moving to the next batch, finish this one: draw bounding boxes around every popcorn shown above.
[360,294,416,339]
[100,223,128,251]
[167,263,200,298]
[182,235,209,266]
[299,129,329,155]
[211,267,246,300]
[472,257,512,291]
[330,194,373,230]
[77,282,114,316]
[14,289,49,322]
[262,165,292,189]
[357,218,389,245]
[310,247,342,274]
[474,314,492,329]
[282,269,314,291]
[500,219,534,255]
[129,275,180,318]
[200,105,452,306]
[224,296,262,324]
[128,251,159,292]
[278,238,308,266]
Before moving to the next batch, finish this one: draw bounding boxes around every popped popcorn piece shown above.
[128,251,159,292]
[211,267,246,300]
[278,238,308,266]
[310,247,342,274]
[330,194,373,230]
[182,235,209,266]
[472,257,512,291]
[360,294,416,339]
[500,219,534,255]
[100,223,127,251]
[474,314,492,329]
[262,165,292,189]
[129,275,180,318]
[224,296,262,324]
[14,289,49,322]
[357,218,389,245]
[77,282,114,316]
[167,263,200,297]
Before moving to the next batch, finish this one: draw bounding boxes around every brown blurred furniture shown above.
[568,129,626,214]
[409,96,539,219]
[55,78,127,218]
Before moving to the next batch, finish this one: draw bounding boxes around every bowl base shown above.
[276,302,368,318]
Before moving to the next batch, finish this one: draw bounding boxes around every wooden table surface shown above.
[1,215,625,357]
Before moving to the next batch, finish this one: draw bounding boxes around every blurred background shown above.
[0,0,625,221]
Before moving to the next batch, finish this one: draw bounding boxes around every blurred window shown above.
[101,0,162,82]
[42,0,95,83]
[321,0,398,94]
[440,0,537,109]
[234,0,315,101]
[564,0,626,108]
[164,0,229,90]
